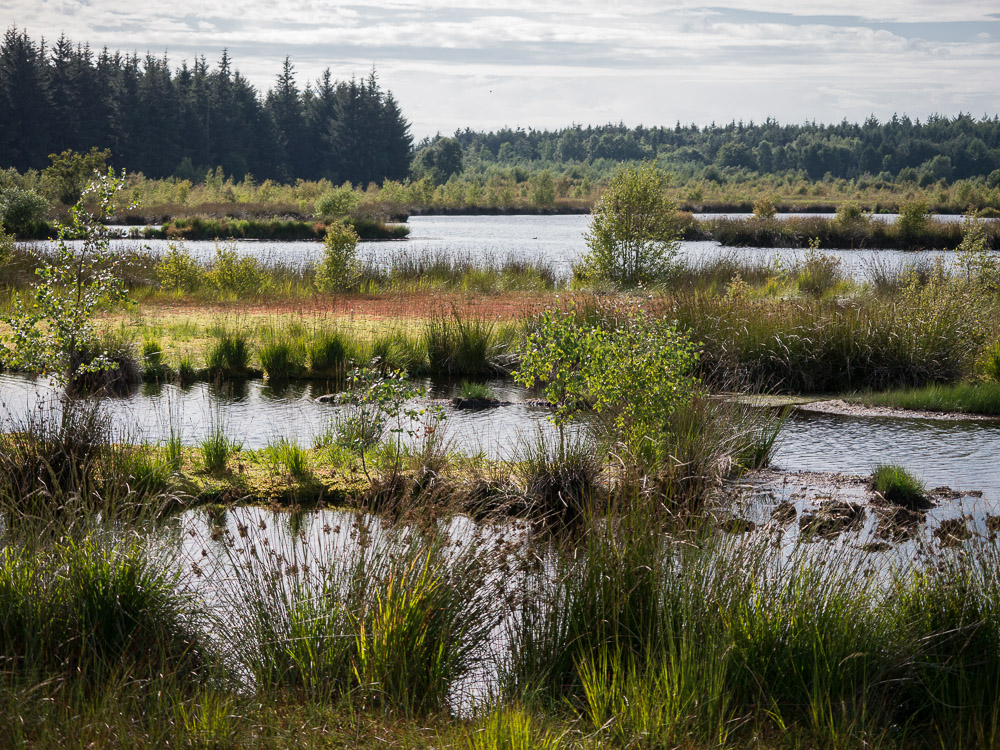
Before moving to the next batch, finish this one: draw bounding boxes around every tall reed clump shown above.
[206,330,253,379]
[308,330,350,377]
[212,514,504,715]
[888,543,1000,747]
[257,334,307,381]
[0,399,174,522]
[515,431,602,526]
[673,290,984,393]
[424,311,499,377]
[0,534,207,682]
[504,524,911,747]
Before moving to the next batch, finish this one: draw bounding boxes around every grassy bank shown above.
[852,380,1000,416]
[681,211,1000,250]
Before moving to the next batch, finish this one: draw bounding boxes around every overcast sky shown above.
[5,1,1000,138]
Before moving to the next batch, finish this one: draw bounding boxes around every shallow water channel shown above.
[2,372,999,501]
[31,213,997,281]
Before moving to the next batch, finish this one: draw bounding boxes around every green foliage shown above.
[315,221,360,293]
[263,436,310,478]
[314,183,361,219]
[332,366,428,456]
[981,340,1000,381]
[206,332,253,378]
[896,200,930,245]
[578,162,680,286]
[207,243,270,296]
[200,427,242,473]
[955,211,1000,292]
[1,169,130,383]
[42,147,111,205]
[0,185,48,235]
[528,170,556,208]
[515,304,699,461]
[258,337,306,381]
[752,195,777,219]
[156,242,203,292]
[872,463,927,507]
[411,136,464,185]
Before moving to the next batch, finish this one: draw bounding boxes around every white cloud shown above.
[5,0,1000,137]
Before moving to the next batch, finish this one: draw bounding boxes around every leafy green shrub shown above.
[207,243,269,296]
[315,221,360,293]
[156,243,202,292]
[896,201,930,246]
[516,304,699,464]
[314,183,362,220]
[872,463,926,507]
[577,162,680,286]
[0,186,49,235]
[955,212,1000,292]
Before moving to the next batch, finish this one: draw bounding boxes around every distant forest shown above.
[0,27,412,185]
[4,26,1000,191]
[443,115,1000,186]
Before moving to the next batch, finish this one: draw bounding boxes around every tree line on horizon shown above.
[0,27,412,186]
[437,115,1000,188]
[5,26,1000,192]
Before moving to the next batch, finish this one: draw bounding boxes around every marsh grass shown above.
[515,432,602,526]
[211,514,505,715]
[872,463,927,507]
[856,381,1000,415]
[206,331,253,378]
[200,426,242,474]
[458,380,498,401]
[263,436,310,478]
[258,337,307,381]
[425,312,500,377]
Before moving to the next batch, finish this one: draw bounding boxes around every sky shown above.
[4,1,1000,139]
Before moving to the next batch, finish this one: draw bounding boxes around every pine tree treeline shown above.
[447,116,1000,185]
[0,27,412,185]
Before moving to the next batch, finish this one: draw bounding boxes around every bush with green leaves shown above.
[2,169,129,383]
[314,183,362,220]
[0,185,49,235]
[515,304,699,462]
[207,243,269,296]
[955,211,1000,293]
[156,242,203,292]
[577,162,680,287]
[315,221,361,293]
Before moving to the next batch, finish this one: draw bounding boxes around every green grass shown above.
[458,380,498,400]
[856,381,1000,415]
[258,337,307,381]
[262,436,310,478]
[199,427,243,474]
[872,463,927,507]
[206,331,253,378]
